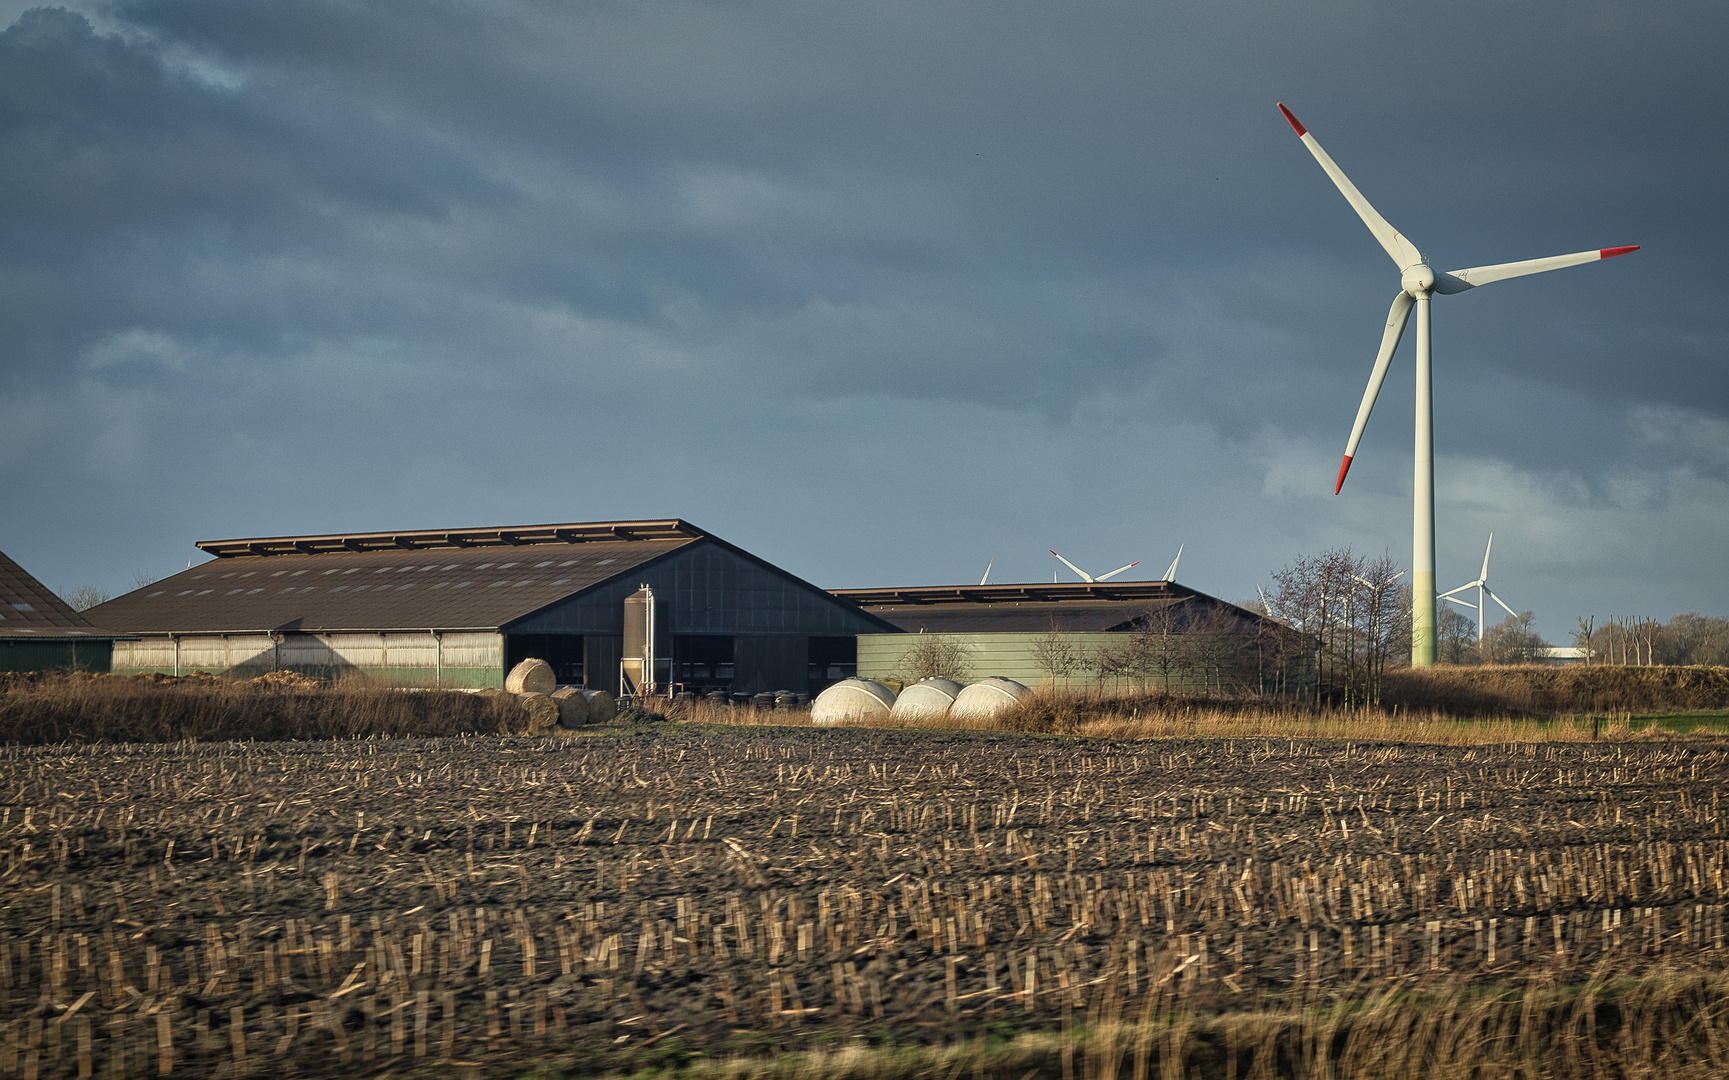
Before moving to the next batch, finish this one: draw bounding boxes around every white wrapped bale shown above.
[551,686,589,726]
[505,658,556,695]
[948,677,1031,721]
[811,678,896,726]
[514,692,560,734]
[889,677,962,721]
[582,689,617,723]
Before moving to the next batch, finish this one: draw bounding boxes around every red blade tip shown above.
[1276,103,1307,136]
[1334,455,1353,495]
[1600,245,1639,259]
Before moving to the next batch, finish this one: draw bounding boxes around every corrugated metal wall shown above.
[859,632,1221,694]
[858,632,1112,688]
[111,631,502,687]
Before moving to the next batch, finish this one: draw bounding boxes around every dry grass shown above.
[992,692,1675,745]
[664,696,815,727]
[1382,663,1729,716]
[689,686,1716,745]
[0,670,527,744]
[661,965,1729,1080]
[677,666,1729,746]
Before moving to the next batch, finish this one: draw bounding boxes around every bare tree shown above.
[1573,616,1596,665]
[60,585,112,612]
[1270,548,1411,706]
[1481,611,1547,664]
[1030,617,1084,690]
[1128,601,1193,694]
[1437,604,1475,664]
[895,633,974,682]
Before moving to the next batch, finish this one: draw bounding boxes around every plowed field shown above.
[3,726,1728,1077]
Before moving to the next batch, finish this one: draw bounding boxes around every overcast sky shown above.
[1,0,1723,639]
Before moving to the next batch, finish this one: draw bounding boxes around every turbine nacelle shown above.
[1401,263,1436,297]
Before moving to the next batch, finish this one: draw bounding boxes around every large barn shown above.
[89,520,895,695]
[833,580,1306,695]
[0,548,125,672]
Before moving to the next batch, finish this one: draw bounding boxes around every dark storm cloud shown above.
[0,0,1723,625]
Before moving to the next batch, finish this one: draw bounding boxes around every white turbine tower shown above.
[1049,550,1140,583]
[1439,533,1517,643]
[1278,103,1636,666]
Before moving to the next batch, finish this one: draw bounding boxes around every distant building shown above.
[0,548,125,672]
[1535,646,1591,665]
[832,581,1306,695]
[89,520,895,694]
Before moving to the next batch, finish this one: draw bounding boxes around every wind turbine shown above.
[1440,533,1517,643]
[1049,550,1139,583]
[979,558,995,586]
[1278,102,1636,666]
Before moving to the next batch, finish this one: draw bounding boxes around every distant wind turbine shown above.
[1163,544,1184,582]
[1278,101,1636,667]
[1049,550,1139,584]
[1440,534,1517,643]
[979,558,994,586]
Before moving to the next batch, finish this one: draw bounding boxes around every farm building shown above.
[89,520,895,694]
[832,581,1306,695]
[0,548,125,672]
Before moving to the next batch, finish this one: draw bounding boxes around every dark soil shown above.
[2,724,1727,1077]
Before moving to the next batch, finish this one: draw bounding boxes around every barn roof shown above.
[89,520,708,634]
[0,548,124,640]
[831,582,1264,634]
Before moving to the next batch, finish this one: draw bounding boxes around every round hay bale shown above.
[810,678,896,726]
[513,692,559,734]
[505,658,556,695]
[582,689,617,723]
[550,686,589,727]
[948,677,1031,721]
[890,676,963,721]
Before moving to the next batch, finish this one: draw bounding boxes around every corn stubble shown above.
[5,719,1729,1077]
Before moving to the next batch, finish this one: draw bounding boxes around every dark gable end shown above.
[506,539,897,637]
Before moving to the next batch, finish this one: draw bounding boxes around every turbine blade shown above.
[1487,589,1520,619]
[1480,533,1493,581]
[1097,561,1141,581]
[1437,583,1476,599]
[1050,550,1093,583]
[1336,291,1415,493]
[1278,103,1424,270]
[1442,595,1478,610]
[980,557,994,586]
[1436,246,1638,293]
[1163,543,1183,581]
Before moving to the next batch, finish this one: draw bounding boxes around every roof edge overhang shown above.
[114,626,500,637]
[832,581,1195,606]
[196,519,707,559]
[0,631,136,641]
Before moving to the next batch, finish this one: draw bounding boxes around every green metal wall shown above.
[858,632,1217,694]
[0,639,112,673]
